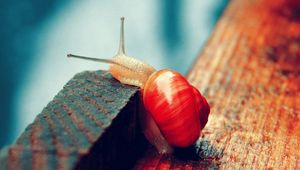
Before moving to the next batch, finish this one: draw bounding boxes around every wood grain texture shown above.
[0,70,147,170]
[134,0,300,169]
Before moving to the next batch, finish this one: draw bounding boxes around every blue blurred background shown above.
[0,0,228,149]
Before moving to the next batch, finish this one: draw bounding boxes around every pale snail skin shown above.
[68,17,209,154]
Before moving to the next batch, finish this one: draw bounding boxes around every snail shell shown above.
[143,70,209,147]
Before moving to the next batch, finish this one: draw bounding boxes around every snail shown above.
[68,17,210,154]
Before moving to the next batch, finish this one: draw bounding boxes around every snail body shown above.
[68,17,210,153]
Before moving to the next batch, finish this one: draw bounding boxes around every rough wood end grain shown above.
[0,70,147,170]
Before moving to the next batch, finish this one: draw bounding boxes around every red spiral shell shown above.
[143,70,210,147]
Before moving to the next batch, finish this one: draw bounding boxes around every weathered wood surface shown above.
[134,0,300,169]
[0,70,147,170]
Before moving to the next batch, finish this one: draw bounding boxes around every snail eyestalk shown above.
[118,17,125,55]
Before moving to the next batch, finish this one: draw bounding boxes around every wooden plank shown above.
[134,0,300,169]
[0,70,147,170]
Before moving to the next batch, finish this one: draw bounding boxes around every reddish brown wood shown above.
[134,0,300,169]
